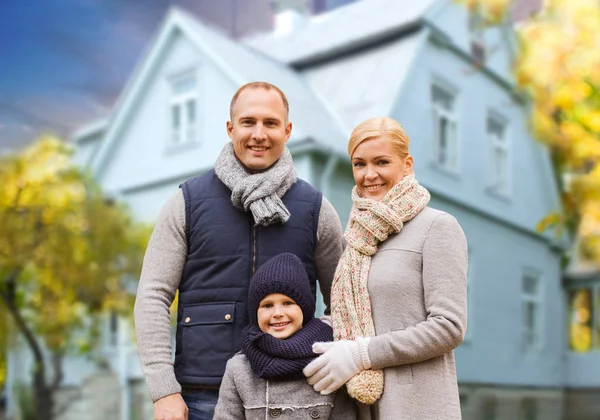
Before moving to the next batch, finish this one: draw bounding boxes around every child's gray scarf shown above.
[214,142,297,226]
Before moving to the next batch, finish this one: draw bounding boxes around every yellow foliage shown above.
[0,136,151,353]
[458,0,600,264]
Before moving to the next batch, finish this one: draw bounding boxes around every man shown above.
[134,82,344,420]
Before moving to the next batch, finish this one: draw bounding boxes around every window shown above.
[431,84,458,172]
[169,72,198,145]
[488,116,509,195]
[480,395,497,420]
[468,6,486,64]
[520,398,537,420]
[522,271,543,351]
[569,288,594,352]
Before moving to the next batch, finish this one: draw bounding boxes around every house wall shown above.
[425,0,514,84]
[393,36,561,238]
[17,2,585,419]
[97,30,238,195]
[428,195,565,387]
[386,22,565,390]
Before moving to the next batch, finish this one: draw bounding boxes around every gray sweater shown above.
[133,188,343,402]
[357,207,468,420]
[214,353,357,420]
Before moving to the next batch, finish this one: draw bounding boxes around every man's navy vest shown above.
[174,170,322,387]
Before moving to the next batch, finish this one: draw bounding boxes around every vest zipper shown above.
[251,221,258,276]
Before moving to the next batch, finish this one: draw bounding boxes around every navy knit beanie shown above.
[248,253,315,326]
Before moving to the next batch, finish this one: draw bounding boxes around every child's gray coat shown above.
[214,353,357,419]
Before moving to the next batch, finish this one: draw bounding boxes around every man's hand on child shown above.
[303,339,370,395]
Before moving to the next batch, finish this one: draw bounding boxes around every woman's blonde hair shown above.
[348,117,410,159]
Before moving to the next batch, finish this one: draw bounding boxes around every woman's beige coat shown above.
[356,207,468,420]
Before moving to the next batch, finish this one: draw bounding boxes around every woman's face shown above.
[351,137,413,201]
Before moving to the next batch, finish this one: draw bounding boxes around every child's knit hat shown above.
[248,253,315,325]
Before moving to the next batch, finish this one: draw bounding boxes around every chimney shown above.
[271,0,309,36]
[511,0,544,23]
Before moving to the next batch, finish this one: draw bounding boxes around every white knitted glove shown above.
[303,338,371,395]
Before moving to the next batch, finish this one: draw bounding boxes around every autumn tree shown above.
[457,0,600,263]
[0,136,150,420]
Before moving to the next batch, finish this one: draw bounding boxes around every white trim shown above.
[91,7,247,179]
[486,111,511,197]
[430,78,460,174]
[167,69,200,148]
[521,268,544,352]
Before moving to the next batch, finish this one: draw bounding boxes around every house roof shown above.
[301,31,423,131]
[177,8,349,155]
[72,118,107,143]
[244,0,440,65]
[88,7,351,176]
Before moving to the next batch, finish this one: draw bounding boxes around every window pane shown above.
[569,288,592,352]
[494,148,507,191]
[172,105,181,143]
[520,398,537,420]
[488,119,504,140]
[173,75,197,95]
[524,301,536,330]
[449,121,457,169]
[186,100,196,123]
[172,105,180,129]
[523,301,538,349]
[432,85,454,111]
[481,395,497,420]
[439,117,448,165]
[522,275,538,295]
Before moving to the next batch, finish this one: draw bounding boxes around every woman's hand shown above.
[303,339,370,395]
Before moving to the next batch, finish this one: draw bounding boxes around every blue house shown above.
[9,0,597,419]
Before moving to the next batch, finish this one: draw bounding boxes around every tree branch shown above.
[0,269,47,386]
[51,350,64,391]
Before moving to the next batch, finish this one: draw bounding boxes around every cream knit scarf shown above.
[331,174,430,404]
[214,142,297,226]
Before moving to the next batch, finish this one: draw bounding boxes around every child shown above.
[214,253,357,419]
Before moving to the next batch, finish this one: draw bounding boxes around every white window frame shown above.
[487,114,510,196]
[431,82,459,173]
[567,284,600,352]
[522,269,544,352]
[168,70,198,147]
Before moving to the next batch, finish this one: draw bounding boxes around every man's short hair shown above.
[229,81,290,121]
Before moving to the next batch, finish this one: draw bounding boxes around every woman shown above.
[303,117,468,419]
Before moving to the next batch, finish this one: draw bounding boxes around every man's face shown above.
[227,88,292,171]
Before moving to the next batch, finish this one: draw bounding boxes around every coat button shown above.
[184,317,191,323]
[310,409,320,419]
[224,314,231,321]
[269,408,282,418]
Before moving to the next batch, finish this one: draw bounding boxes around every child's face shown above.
[257,293,303,339]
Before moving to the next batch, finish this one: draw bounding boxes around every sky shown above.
[0,0,275,151]
[0,0,541,152]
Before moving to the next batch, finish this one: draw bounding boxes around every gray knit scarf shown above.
[214,142,297,226]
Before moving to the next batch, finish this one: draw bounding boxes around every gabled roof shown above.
[72,118,107,143]
[302,32,423,131]
[244,0,440,65]
[89,7,349,178]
